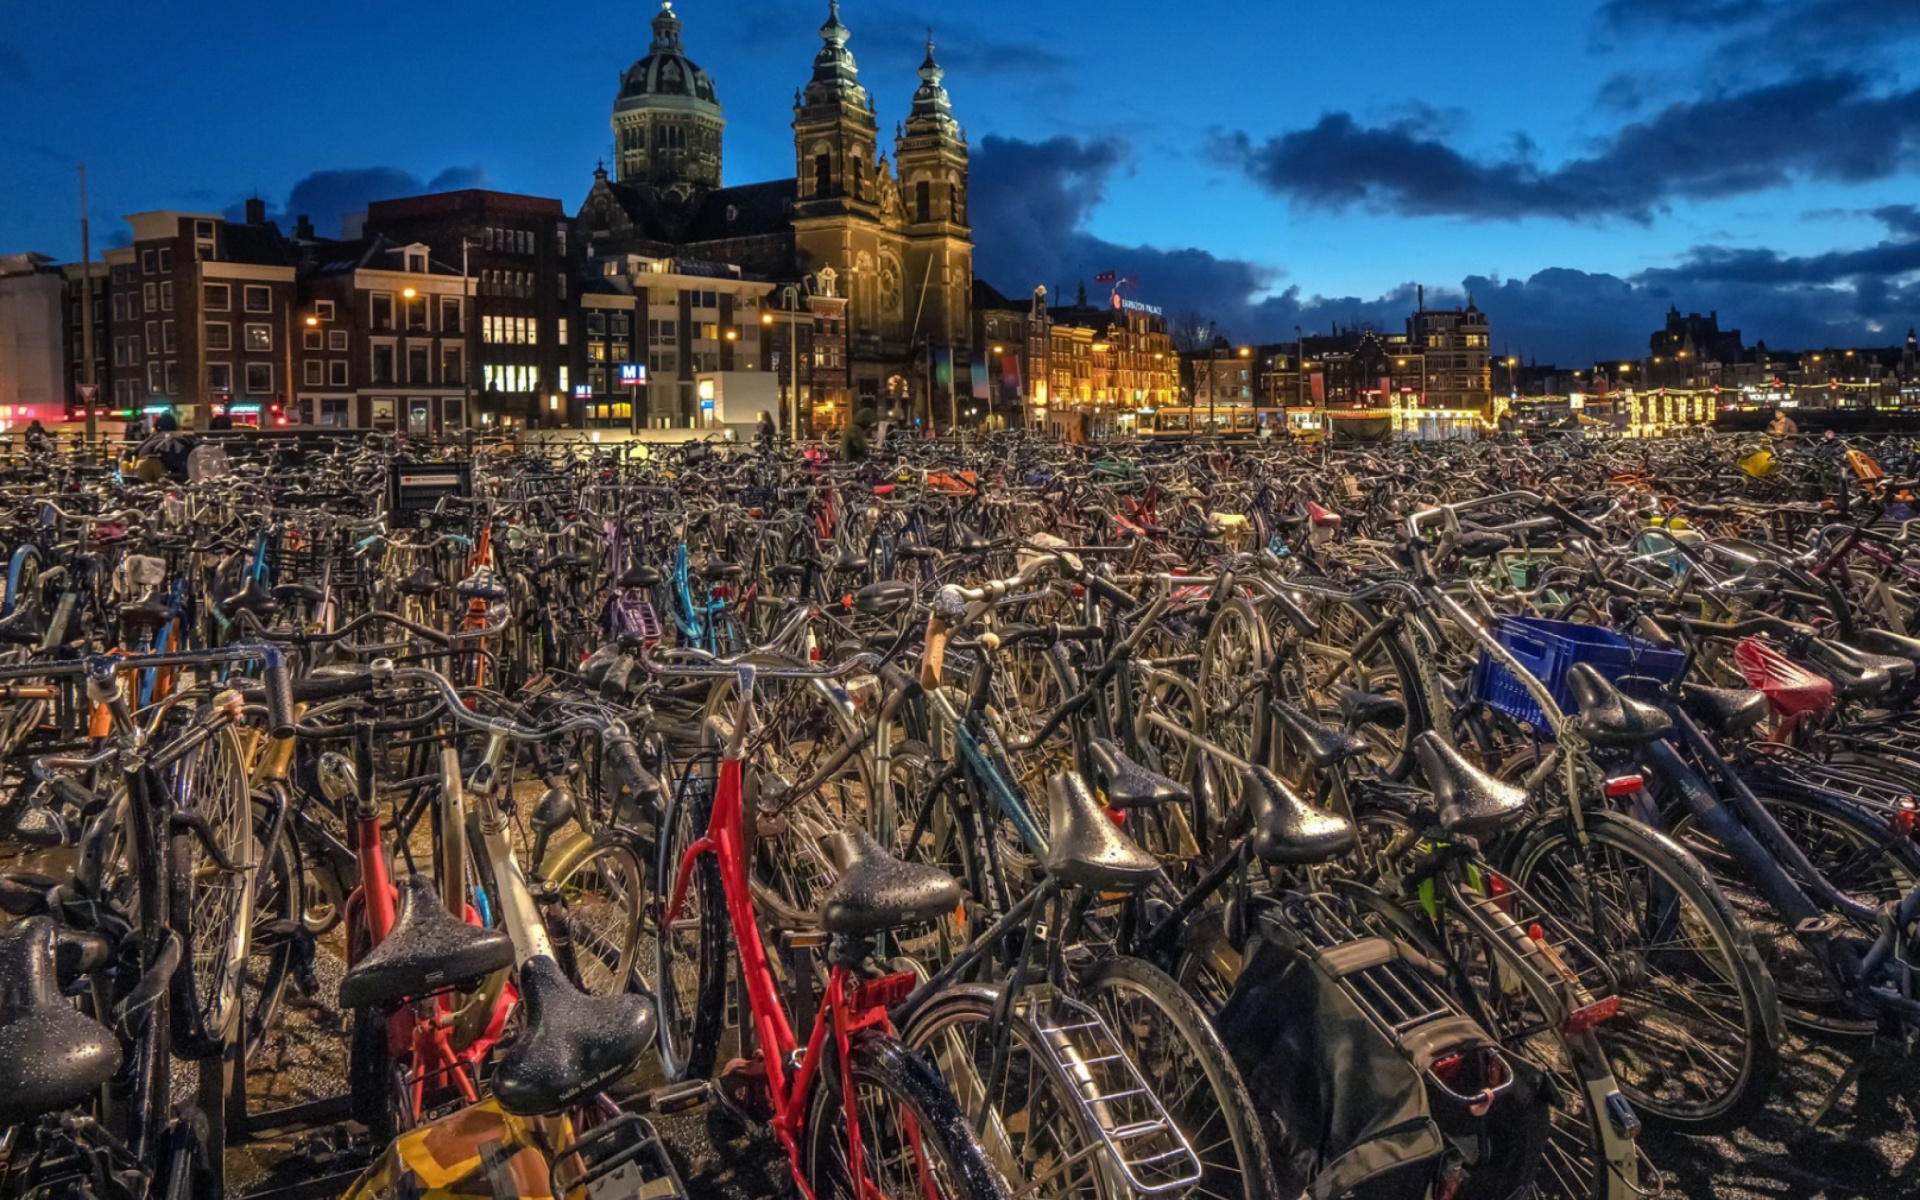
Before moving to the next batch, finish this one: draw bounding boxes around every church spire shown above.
[650,1,682,52]
[805,0,867,107]
[904,32,958,138]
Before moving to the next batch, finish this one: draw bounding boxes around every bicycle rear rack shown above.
[1280,891,1462,1039]
[1019,987,1204,1196]
[550,1112,690,1200]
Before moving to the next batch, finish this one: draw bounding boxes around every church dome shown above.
[618,3,719,110]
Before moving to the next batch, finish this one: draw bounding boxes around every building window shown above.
[205,322,231,351]
[203,283,230,311]
[440,297,461,333]
[320,398,350,427]
[558,365,569,392]
[147,361,162,392]
[156,247,173,272]
[141,250,156,275]
[330,360,349,387]
[245,323,272,351]
[557,272,567,300]
[815,153,832,197]
[304,360,323,386]
[407,345,430,384]
[111,294,125,322]
[371,294,393,330]
[245,363,272,394]
[442,345,464,384]
[405,296,426,331]
[304,329,322,350]
[316,300,336,321]
[558,318,569,346]
[194,219,215,240]
[143,282,157,312]
[916,180,931,223]
[244,285,271,313]
[329,330,348,351]
[372,344,395,383]
[161,320,176,353]
[556,225,567,255]
[207,363,233,393]
[407,252,426,273]
[159,281,173,311]
[163,362,179,394]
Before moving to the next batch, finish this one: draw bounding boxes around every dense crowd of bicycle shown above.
[1,423,1919,1200]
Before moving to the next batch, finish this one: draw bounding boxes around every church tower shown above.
[894,37,972,374]
[612,2,725,189]
[793,1,908,392]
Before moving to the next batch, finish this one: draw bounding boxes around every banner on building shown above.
[1310,372,1325,406]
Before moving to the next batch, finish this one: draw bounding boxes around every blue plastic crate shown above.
[1469,616,1687,736]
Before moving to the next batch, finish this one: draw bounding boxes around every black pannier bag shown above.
[1215,896,1549,1200]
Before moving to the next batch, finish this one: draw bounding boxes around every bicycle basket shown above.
[1469,617,1687,736]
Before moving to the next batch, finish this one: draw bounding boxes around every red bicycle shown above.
[650,650,1011,1200]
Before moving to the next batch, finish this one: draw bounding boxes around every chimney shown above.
[245,197,266,225]
[1417,284,1425,312]
[295,214,314,240]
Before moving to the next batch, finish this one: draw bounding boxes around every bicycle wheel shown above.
[897,988,1108,1200]
[654,771,725,1083]
[1671,783,1919,1034]
[546,832,647,997]
[168,722,257,1060]
[1508,807,1780,1133]
[242,798,302,1063]
[804,1030,1013,1200]
[1080,955,1277,1200]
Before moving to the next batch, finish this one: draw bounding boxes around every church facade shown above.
[576,1,972,427]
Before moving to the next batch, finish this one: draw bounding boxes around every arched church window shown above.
[915,180,931,223]
[815,154,833,198]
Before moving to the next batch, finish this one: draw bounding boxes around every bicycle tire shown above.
[654,772,726,1083]
[167,723,256,1060]
[1671,780,1919,1035]
[901,984,1121,1200]
[1080,955,1279,1200]
[1507,807,1781,1134]
[806,1023,1013,1200]
[545,831,648,998]
[242,799,302,1063]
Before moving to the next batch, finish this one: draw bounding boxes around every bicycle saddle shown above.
[1270,698,1373,771]
[491,955,656,1117]
[1086,737,1190,810]
[1334,685,1406,730]
[617,564,662,589]
[0,604,44,646]
[273,581,326,608]
[337,874,515,1010]
[1412,732,1528,840]
[219,577,281,620]
[696,559,743,580]
[896,542,941,560]
[1809,640,1909,701]
[455,568,508,602]
[954,525,991,554]
[818,830,962,937]
[853,581,914,614]
[0,917,120,1128]
[1241,765,1357,865]
[1566,664,1672,746]
[830,550,871,574]
[1454,530,1513,559]
[398,567,439,596]
[1043,771,1160,891]
[118,593,174,629]
[1854,628,1920,672]
[1676,683,1768,736]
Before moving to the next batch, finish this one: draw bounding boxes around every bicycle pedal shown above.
[1795,913,1844,936]
[716,1056,775,1124]
[633,1079,711,1116]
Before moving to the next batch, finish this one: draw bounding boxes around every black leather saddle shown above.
[1043,771,1160,891]
[896,542,941,561]
[1335,685,1406,730]
[1241,765,1357,865]
[1566,664,1673,746]
[1271,698,1373,771]
[954,525,992,555]
[1676,683,1768,736]
[455,569,508,602]
[219,577,280,621]
[118,594,175,629]
[398,567,440,596]
[491,955,656,1117]
[338,874,515,1010]
[696,560,743,581]
[0,917,121,1128]
[853,581,914,614]
[0,604,44,646]
[618,564,663,590]
[818,831,962,937]
[830,550,871,574]
[1412,732,1528,840]
[1454,530,1513,559]
[274,582,327,608]
[1086,737,1190,810]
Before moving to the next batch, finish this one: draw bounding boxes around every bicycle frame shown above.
[660,664,932,1199]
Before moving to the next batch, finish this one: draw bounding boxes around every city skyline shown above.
[5,0,1920,363]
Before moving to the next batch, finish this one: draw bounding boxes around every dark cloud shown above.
[711,1,1065,76]
[1215,74,1920,223]
[1596,0,1765,30]
[1594,73,1645,112]
[225,165,485,238]
[1598,0,1920,74]
[973,137,1920,365]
